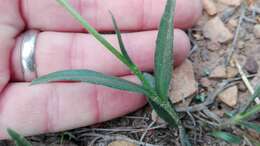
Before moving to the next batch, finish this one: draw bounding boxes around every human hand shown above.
[0,0,202,138]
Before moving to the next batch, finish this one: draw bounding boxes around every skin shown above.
[0,0,202,139]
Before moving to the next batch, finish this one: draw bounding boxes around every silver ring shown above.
[20,30,39,81]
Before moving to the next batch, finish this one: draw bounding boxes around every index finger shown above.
[22,0,202,32]
[0,76,146,139]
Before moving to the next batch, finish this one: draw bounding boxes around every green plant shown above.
[211,86,260,145]
[7,128,31,146]
[31,0,190,145]
[7,0,260,145]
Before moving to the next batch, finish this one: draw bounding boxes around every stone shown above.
[243,57,259,74]
[226,66,238,78]
[200,77,212,88]
[256,16,260,24]
[237,41,245,49]
[247,0,255,7]
[227,18,238,31]
[169,60,198,103]
[207,41,221,51]
[108,141,136,146]
[218,86,238,107]
[209,65,226,79]
[203,0,217,15]
[219,0,242,6]
[203,17,233,43]
[253,24,260,39]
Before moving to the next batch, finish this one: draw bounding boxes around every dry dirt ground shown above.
[1,0,260,146]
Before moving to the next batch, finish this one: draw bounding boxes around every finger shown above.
[0,0,24,92]
[11,29,190,81]
[0,76,146,139]
[22,0,202,31]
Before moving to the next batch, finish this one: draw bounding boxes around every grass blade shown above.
[57,0,129,67]
[251,139,260,146]
[32,70,147,94]
[237,104,260,121]
[109,12,134,65]
[154,0,175,99]
[240,122,260,133]
[57,0,151,89]
[240,85,260,113]
[7,128,32,146]
[211,131,242,144]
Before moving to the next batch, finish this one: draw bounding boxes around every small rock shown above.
[227,18,238,31]
[237,41,245,49]
[226,66,238,78]
[200,77,212,88]
[202,0,217,15]
[253,24,260,39]
[244,57,259,74]
[203,17,233,43]
[219,0,242,6]
[209,65,226,79]
[256,16,260,24]
[169,60,198,103]
[207,41,221,51]
[218,86,238,107]
[228,19,238,27]
[108,141,136,146]
[247,0,255,7]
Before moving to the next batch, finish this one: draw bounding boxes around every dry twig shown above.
[235,58,260,104]
[226,4,246,65]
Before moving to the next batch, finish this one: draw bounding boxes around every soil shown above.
[1,1,260,146]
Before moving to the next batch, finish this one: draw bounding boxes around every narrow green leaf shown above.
[154,0,175,99]
[7,128,32,146]
[32,70,147,94]
[251,140,260,146]
[238,104,260,122]
[211,131,242,144]
[240,121,260,133]
[144,73,191,145]
[241,85,260,113]
[109,11,133,65]
[57,0,149,88]
[57,0,129,68]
